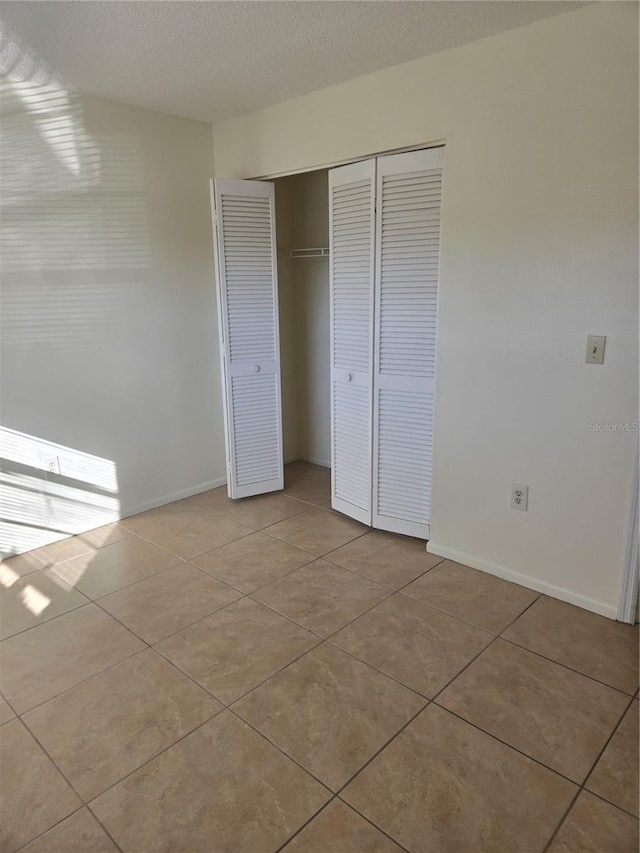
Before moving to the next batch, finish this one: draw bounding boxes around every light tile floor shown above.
[1,461,638,852]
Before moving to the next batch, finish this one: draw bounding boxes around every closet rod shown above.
[289,247,330,258]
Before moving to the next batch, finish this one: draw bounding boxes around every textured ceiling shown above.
[0,1,591,123]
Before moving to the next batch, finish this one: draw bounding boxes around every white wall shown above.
[212,2,639,617]
[1,85,223,556]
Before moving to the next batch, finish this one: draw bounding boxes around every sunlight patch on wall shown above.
[1,426,118,491]
[0,427,120,557]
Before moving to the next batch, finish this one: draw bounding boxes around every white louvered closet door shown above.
[329,159,376,524]
[211,179,283,498]
[372,148,444,538]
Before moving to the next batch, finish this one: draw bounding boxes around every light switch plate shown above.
[586,335,606,365]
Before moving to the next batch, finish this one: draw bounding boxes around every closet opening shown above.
[211,146,443,540]
[273,169,332,485]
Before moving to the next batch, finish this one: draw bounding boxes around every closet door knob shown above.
[250,364,260,374]
[345,372,352,382]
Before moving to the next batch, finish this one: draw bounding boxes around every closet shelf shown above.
[289,247,330,258]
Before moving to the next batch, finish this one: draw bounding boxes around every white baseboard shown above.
[123,456,330,523]
[119,476,227,520]
[426,541,618,621]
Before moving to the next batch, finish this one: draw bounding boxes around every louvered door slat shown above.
[212,178,283,498]
[329,159,375,524]
[372,148,444,539]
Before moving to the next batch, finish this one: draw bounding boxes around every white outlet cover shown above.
[586,335,606,365]
[42,455,61,475]
[511,483,529,511]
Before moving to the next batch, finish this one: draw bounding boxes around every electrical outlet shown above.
[511,483,528,511]
[43,456,60,476]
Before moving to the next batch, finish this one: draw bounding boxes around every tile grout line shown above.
[228,706,337,793]
[83,524,429,654]
[2,516,308,648]
[271,797,338,853]
[74,706,335,823]
[3,497,386,662]
[496,634,638,698]
[323,635,438,703]
[155,629,324,710]
[5,478,375,649]
[43,528,187,573]
[332,700,431,800]
[144,585,429,814]
[77,618,353,817]
[572,785,640,822]
[337,592,628,788]
[422,593,543,707]
[100,491,361,594]
[74,568,430,851]
[229,627,427,710]
[273,793,414,853]
[12,717,125,853]
[84,803,126,853]
[6,531,393,727]
[421,589,639,708]
[322,554,444,591]
[0,575,93,643]
[13,714,87,800]
[319,602,545,807]
[7,639,150,719]
[335,800,412,853]
[90,579,247,647]
[258,527,374,563]
[110,549,460,715]
[1,596,93,643]
[421,595,639,839]
[416,595,631,786]
[333,801,415,853]
[77,712,231,817]
[21,524,344,830]
[334,797,416,853]
[541,691,639,852]
[247,583,394,642]
[11,806,92,853]
[1,551,260,644]
[393,570,638,690]
[183,553,317,596]
[428,703,584,788]
[0,688,20,721]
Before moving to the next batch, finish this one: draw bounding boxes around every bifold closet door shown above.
[211,178,284,499]
[328,159,376,524]
[372,148,444,539]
